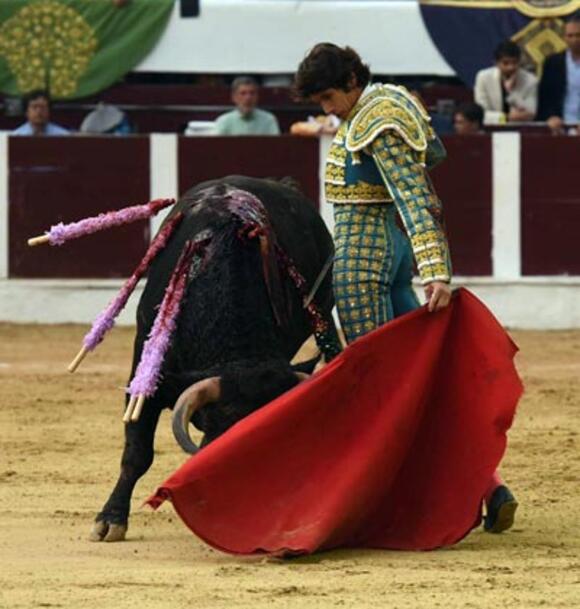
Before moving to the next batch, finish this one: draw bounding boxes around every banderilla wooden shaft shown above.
[123,396,138,424]
[130,395,146,423]
[68,346,89,373]
[27,235,50,247]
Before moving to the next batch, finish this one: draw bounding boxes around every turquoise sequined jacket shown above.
[324,83,452,285]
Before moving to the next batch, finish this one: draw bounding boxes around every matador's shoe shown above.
[484,485,518,533]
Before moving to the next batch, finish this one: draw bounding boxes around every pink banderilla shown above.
[127,237,210,401]
[82,212,185,353]
[43,198,175,246]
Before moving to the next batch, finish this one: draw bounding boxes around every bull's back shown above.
[133,176,334,370]
[181,176,334,306]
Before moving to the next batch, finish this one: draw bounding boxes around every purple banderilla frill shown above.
[82,212,185,353]
[46,198,175,245]
[127,235,211,400]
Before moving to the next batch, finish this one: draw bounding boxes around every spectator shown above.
[537,13,580,133]
[13,90,69,136]
[290,113,340,137]
[80,102,131,135]
[215,76,280,135]
[474,40,538,125]
[453,102,484,134]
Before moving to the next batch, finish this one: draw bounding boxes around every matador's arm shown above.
[370,131,452,285]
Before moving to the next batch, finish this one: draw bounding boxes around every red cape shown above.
[147,288,522,555]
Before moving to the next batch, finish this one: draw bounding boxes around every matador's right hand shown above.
[424,281,452,313]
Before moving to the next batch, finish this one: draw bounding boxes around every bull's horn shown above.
[295,371,310,382]
[172,377,221,454]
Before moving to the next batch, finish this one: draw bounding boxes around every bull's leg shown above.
[90,402,161,542]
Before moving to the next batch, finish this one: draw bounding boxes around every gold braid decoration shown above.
[0,1,97,97]
[325,182,392,205]
[346,86,432,155]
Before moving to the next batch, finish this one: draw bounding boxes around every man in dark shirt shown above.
[537,13,580,133]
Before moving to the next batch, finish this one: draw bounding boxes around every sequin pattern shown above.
[371,132,452,285]
[334,205,396,342]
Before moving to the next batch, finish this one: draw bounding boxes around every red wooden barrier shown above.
[178,135,320,204]
[9,136,150,278]
[433,136,493,276]
[521,135,580,276]
[8,133,577,280]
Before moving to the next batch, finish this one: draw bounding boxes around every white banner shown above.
[136,0,454,75]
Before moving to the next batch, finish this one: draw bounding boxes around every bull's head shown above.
[171,359,316,454]
[172,376,221,454]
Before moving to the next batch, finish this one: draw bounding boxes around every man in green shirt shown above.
[215,76,281,136]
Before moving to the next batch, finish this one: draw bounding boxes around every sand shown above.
[0,323,579,609]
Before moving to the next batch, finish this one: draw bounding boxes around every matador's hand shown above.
[424,281,451,313]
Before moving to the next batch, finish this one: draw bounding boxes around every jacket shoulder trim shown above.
[346,87,430,153]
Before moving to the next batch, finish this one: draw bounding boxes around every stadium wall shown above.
[1,133,579,329]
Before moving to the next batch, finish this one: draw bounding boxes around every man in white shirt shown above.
[474,41,538,125]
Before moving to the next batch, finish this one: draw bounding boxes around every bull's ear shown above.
[291,354,321,376]
[278,176,302,192]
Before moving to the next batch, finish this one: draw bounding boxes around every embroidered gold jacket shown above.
[325,84,452,285]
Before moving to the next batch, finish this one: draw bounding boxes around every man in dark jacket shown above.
[537,13,580,133]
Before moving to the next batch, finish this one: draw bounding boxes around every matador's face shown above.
[310,87,362,121]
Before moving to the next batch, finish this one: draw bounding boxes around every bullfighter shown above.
[293,43,517,534]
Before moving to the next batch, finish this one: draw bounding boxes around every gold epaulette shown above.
[346,86,431,153]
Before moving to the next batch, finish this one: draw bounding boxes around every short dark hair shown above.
[494,40,521,61]
[231,76,258,93]
[455,102,484,126]
[565,11,580,24]
[293,43,371,99]
[24,89,50,110]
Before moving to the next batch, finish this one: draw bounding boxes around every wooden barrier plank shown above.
[521,135,580,276]
[178,135,319,206]
[9,136,150,278]
[432,136,493,276]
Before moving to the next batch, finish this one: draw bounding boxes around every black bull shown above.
[91,176,341,542]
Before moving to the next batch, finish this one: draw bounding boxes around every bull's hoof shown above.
[89,520,128,542]
[104,523,128,542]
[89,520,108,541]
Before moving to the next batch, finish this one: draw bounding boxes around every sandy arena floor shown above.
[0,323,579,609]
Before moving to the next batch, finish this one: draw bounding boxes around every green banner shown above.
[0,0,174,99]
